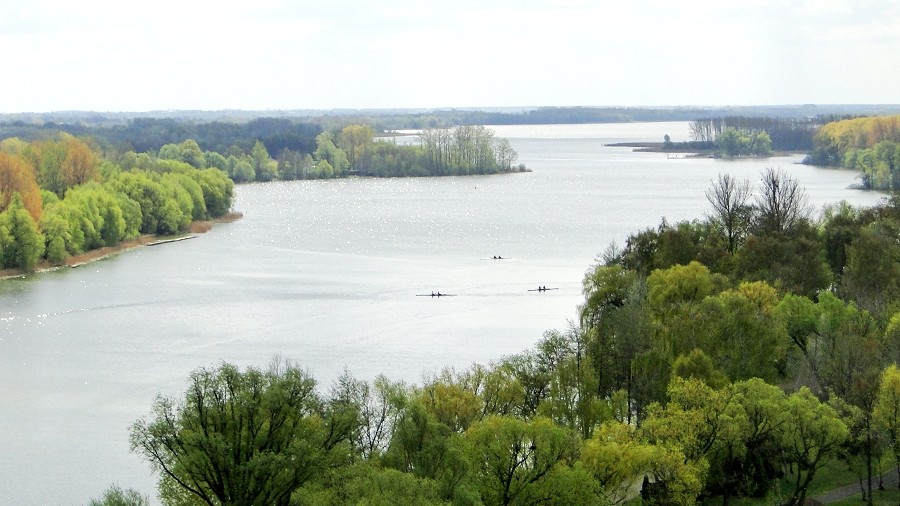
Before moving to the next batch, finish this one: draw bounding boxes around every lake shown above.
[0,122,885,505]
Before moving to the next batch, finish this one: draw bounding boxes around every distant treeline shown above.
[6,104,900,135]
[0,117,323,157]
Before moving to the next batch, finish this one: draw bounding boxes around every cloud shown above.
[1,0,898,111]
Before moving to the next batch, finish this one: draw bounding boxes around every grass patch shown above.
[702,458,866,505]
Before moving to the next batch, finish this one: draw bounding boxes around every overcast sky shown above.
[2,0,898,112]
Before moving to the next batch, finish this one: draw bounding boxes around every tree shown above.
[107,171,170,234]
[647,261,717,310]
[874,364,900,492]
[0,193,45,270]
[315,132,350,176]
[464,415,583,506]
[250,140,278,182]
[716,378,788,500]
[640,377,740,465]
[60,137,99,189]
[705,173,752,255]
[88,484,150,506]
[130,359,349,506]
[698,281,788,383]
[840,219,900,313]
[294,462,449,506]
[0,151,42,221]
[716,128,745,157]
[493,138,518,171]
[40,205,71,263]
[190,169,233,218]
[382,400,471,501]
[779,388,848,506]
[337,124,375,171]
[749,130,773,156]
[329,372,408,459]
[580,421,656,505]
[754,168,812,235]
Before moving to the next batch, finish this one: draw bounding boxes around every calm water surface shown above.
[0,122,884,504]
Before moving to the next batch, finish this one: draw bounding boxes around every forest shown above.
[95,169,900,506]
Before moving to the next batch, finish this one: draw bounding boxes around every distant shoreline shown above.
[0,212,242,280]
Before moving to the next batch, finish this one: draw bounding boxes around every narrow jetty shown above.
[147,235,198,247]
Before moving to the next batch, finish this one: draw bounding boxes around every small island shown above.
[608,116,825,158]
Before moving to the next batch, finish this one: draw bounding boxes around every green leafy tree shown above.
[580,421,656,505]
[779,387,848,506]
[716,127,745,157]
[294,462,449,506]
[39,206,71,264]
[464,415,583,506]
[647,261,718,310]
[250,140,278,182]
[537,353,607,439]
[0,193,45,270]
[189,169,233,218]
[640,444,706,506]
[130,359,349,506]
[419,373,482,433]
[315,132,350,177]
[874,364,900,492]
[337,124,375,171]
[698,281,788,383]
[203,151,228,172]
[709,378,787,501]
[382,401,472,501]
[88,484,150,506]
[841,219,900,313]
[671,349,728,390]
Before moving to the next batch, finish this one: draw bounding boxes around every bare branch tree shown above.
[705,173,752,254]
[755,168,812,234]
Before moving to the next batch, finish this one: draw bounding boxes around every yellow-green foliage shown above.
[816,115,900,154]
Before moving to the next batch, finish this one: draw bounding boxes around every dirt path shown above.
[812,467,900,504]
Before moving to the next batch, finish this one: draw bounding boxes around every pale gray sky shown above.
[1,0,898,112]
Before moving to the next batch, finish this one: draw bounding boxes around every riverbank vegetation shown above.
[118,169,900,506]
[0,122,524,272]
[807,115,900,191]
[0,134,234,272]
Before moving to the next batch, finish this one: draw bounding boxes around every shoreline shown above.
[0,212,242,280]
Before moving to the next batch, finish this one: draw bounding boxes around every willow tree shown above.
[0,193,44,270]
[131,359,350,506]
